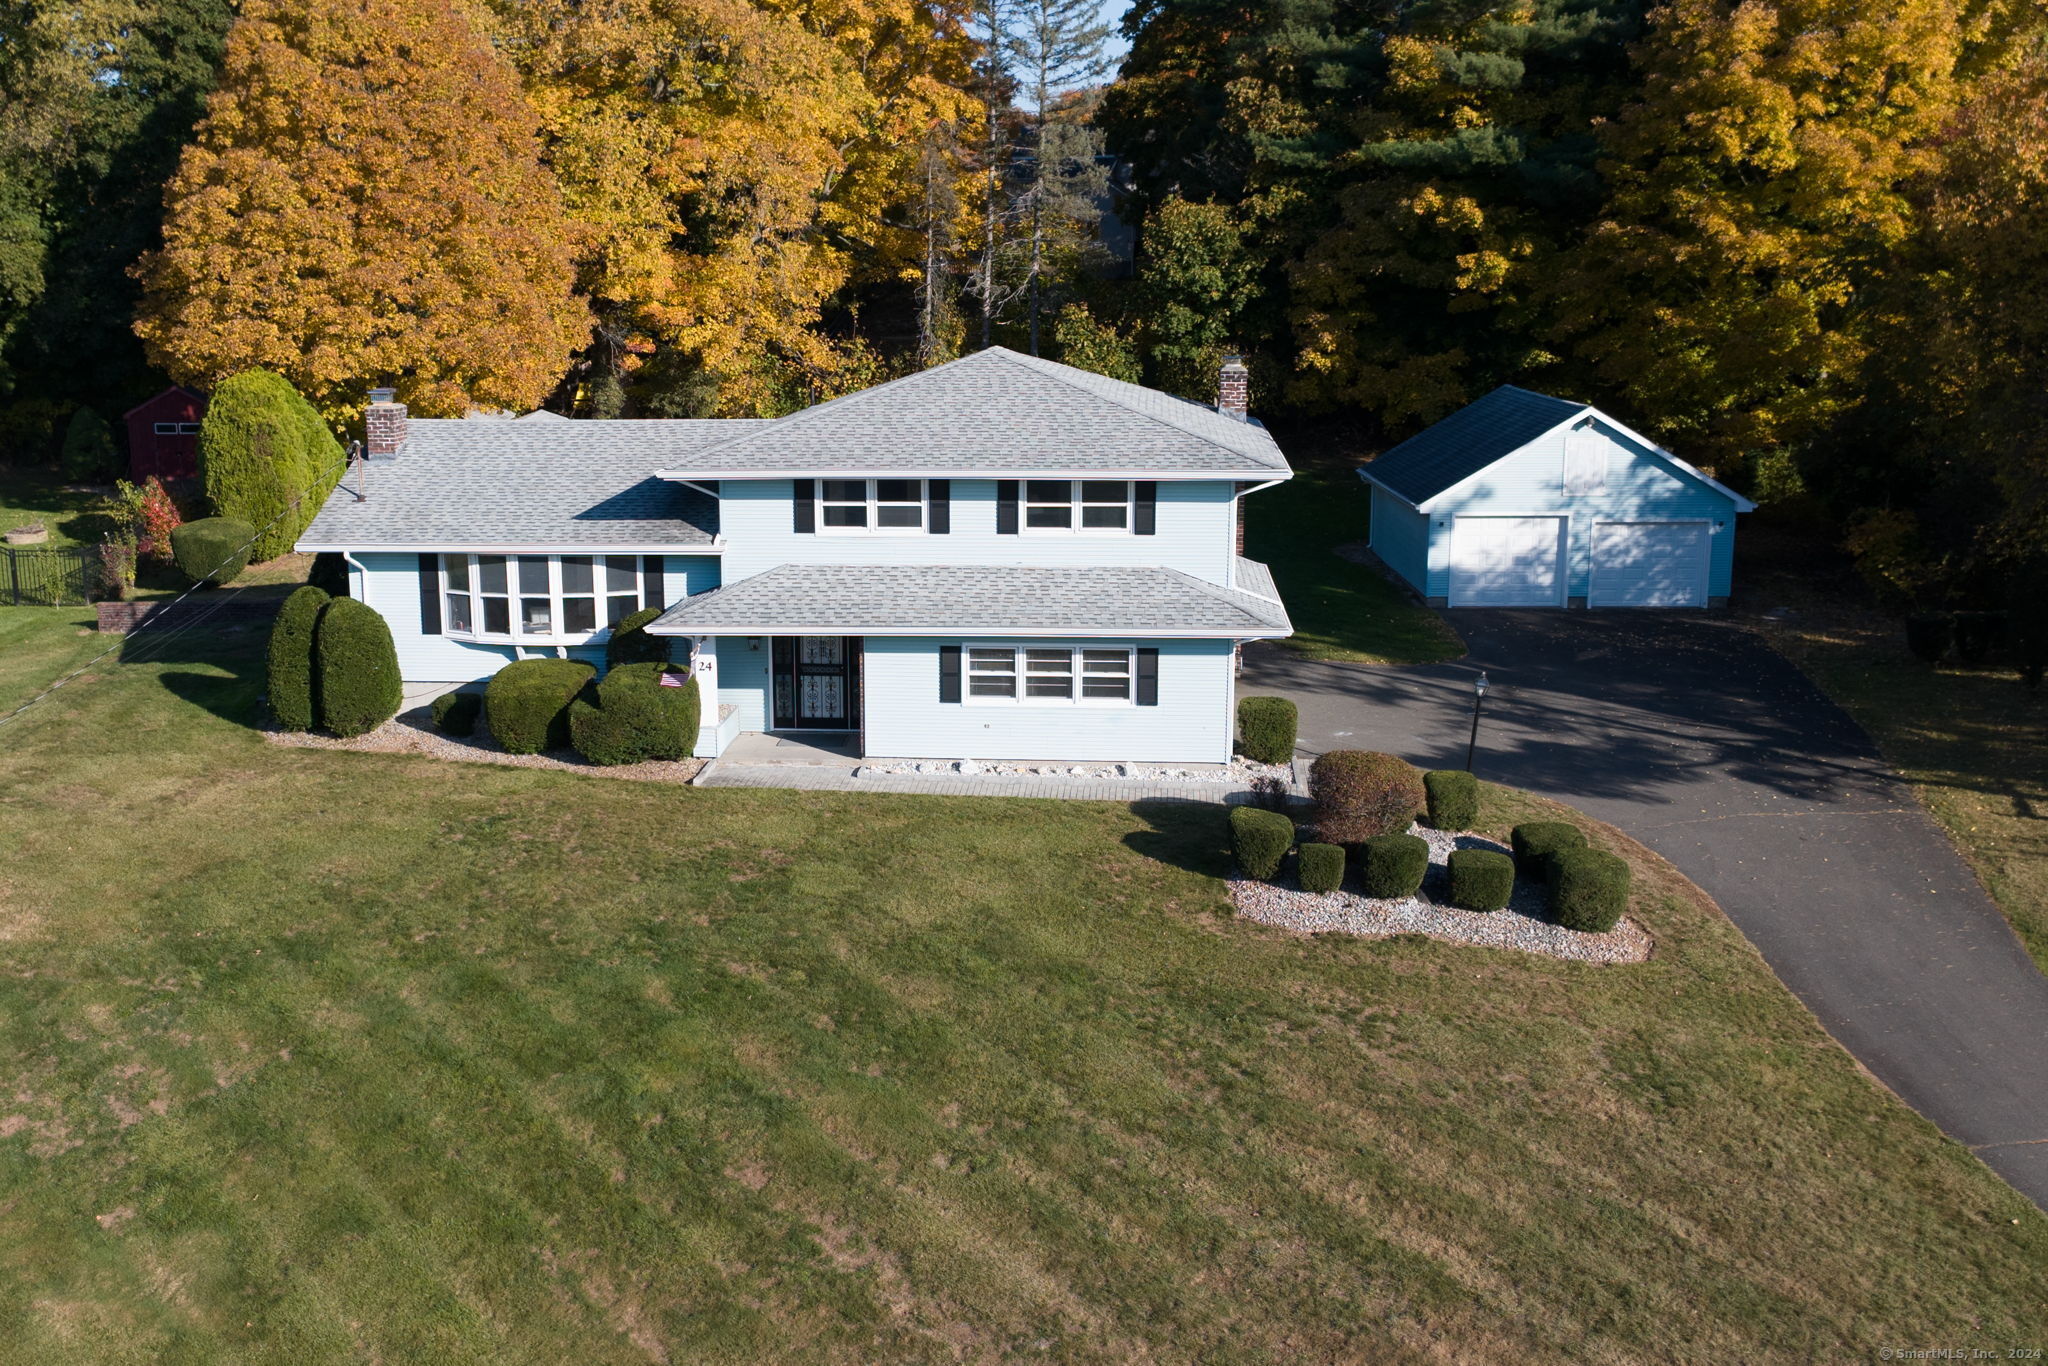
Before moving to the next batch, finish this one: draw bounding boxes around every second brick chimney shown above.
[365,387,407,458]
[1217,354,1249,421]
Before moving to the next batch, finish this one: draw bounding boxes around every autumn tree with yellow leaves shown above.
[134,0,591,419]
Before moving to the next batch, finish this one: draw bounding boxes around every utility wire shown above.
[0,445,367,733]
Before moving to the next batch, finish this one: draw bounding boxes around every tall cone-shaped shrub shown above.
[195,369,344,560]
[267,584,329,731]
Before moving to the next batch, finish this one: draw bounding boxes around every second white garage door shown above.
[1448,517,1565,607]
[1591,521,1709,607]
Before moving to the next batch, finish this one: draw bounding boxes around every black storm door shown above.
[772,636,858,729]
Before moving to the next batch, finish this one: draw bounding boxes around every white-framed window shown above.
[963,645,1135,705]
[1023,479,1133,532]
[153,422,200,435]
[821,478,927,532]
[442,554,641,642]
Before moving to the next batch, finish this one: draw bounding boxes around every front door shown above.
[772,636,860,729]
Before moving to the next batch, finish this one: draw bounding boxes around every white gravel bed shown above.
[263,707,705,785]
[854,756,1294,785]
[1230,821,1652,964]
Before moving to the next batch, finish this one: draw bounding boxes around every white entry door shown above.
[1590,521,1709,607]
[1448,516,1566,607]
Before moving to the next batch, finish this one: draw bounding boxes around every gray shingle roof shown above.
[1362,385,1586,506]
[1233,555,1279,602]
[660,348,1291,477]
[648,564,1293,637]
[298,419,768,550]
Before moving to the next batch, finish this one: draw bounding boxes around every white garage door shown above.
[1449,517,1565,607]
[1591,521,1709,607]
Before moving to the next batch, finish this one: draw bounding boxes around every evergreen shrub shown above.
[313,597,401,738]
[170,516,253,585]
[1310,750,1424,843]
[569,663,700,765]
[1297,842,1345,894]
[197,369,344,561]
[1229,806,1294,880]
[1358,833,1429,899]
[1235,695,1297,765]
[605,604,667,668]
[1448,849,1514,912]
[1510,821,1585,878]
[1423,769,1478,830]
[266,584,330,730]
[1551,848,1632,932]
[432,690,481,737]
[485,658,595,753]
[60,407,118,481]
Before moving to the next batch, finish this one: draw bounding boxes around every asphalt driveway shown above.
[1242,610,2048,1207]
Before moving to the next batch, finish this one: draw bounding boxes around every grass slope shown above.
[1244,468,1464,665]
[0,608,2041,1363]
[0,466,115,547]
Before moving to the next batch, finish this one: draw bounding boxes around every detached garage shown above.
[1359,386,1754,609]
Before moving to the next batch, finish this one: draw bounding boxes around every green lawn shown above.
[1245,467,1464,664]
[0,465,118,547]
[1744,526,2048,975]
[0,607,2041,1362]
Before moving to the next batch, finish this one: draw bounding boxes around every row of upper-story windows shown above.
[794,479,1159,536]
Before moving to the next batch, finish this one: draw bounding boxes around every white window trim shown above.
[1020,480,1135,535]
[441,553,644,645]
[817,478,929,535]
[959,642,1138,707]
[154,421,200,434]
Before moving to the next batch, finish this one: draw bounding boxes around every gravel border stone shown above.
[853,756,1295,786]
[263,705,705,785]
[1230,822,1652,964]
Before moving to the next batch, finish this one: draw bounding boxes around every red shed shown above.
[123,386,208,481]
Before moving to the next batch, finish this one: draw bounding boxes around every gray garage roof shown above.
[1361,385,1587,506]
[646,564,1294,638]
[298,419,767,550]
[657,347,1291,478]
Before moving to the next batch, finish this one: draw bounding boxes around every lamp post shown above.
[1464,671,1489,773]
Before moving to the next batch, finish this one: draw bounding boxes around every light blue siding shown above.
[352,551,722,683]
[1368,486,1429,593]
[719,479,1240,587]
[861,636,1233,763]
[709,636,772,734]
[1411,419,1741,603]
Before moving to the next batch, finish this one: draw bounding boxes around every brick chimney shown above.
[1217,354,1249,421]
[365,387,407,458]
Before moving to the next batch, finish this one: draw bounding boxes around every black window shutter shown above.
[928,479,950,534]
[1135,648,1159,705]
[418,553,441,634]
[641,556,663,610]
[996,480,1019,534]
[939,645,962,702]
[1134,481,1157,535]
[793,478,816,533]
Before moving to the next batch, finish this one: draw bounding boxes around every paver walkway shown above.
[695,760,1257,804]
[1242,610,2048,1208]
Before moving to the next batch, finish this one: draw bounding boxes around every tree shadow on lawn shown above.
[1121,797,1232,878]
[121,618,266,726]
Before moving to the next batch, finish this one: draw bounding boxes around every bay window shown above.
[1023,480,1132,532]
[442,554,641,641]
[821,479,926,532]
[963,645,1135,705]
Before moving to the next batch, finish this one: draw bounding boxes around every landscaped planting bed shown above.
[1228,819,1653,964]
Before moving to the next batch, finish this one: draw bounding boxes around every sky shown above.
[1099,0,1136,66]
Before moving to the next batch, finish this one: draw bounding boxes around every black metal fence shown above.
[0,544,93,606]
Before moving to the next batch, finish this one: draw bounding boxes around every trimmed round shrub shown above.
[314,597,401,738]
[1297,842,1344,894]
[1551,848,1631,932]
[486,658,596,754]
[170,516,254,585]
[1511,821,1586,878]
[60,406,118,481]
[1229,805,1294,880]
[606,605,668,668]
[198,369,345,562]
[1310,749,1424,844]
[1235,696,1297,765]
[266,584,330,731]
[1423,769,1478,831]
[432,690,482,737]
[570,663,701,765]
[1358,833,1429,899]
[1447,849,1514,913]
[1903,613,1952,664]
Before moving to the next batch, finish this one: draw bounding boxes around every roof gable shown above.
[1362,386,1586,505]
[659,347,1290,477]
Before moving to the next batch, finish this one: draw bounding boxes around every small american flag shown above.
[659,670,686,687]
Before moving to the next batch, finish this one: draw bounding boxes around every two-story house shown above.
[297,348,1294,764]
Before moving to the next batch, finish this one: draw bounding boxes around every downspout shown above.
[340,550,370,601]
[1231,478,1288,589]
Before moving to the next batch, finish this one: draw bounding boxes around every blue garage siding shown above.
[351,551,722,682]
[860,636,1233,764]
[1417,419,1740,603]
[1367,485,1430,595]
